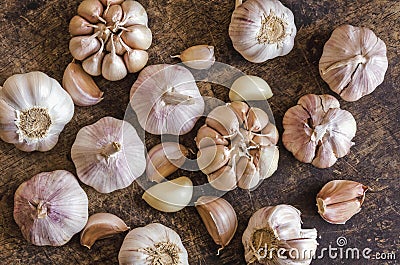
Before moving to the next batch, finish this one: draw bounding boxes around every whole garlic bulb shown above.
[69,0,152,81]
[242,205,318,264]
[13,170,88,246]
[71,116,146,193]
[319,25,388,102]
[0,71,74,152]
[282,94,357,168]
[130,64,205,135]
[229,0,297,63]
[118,223,189,265]
[196,101,279,191]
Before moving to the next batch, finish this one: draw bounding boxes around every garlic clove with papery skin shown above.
[121,24,152,50]
[70,35,101,61]
[123,49,148,73]
[171,45,215,70]
[229,75,273,101]
[69,15,94,36]
[13,170,88,246]
[71,116,146,193]
[120,0,149,27]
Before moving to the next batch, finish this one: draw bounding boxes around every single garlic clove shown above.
[123,49,148,73]
[195,125,229,149]
[172,45,215,70]
[82,49,105,76]
[62,62,104,106]
[207,165,237,191]
[121,0,148,27]
[100,0,124,5]
[80,212,129,249]
[228,101,249,125]
[195,196,238,251]
[257,146,279,180]
[229,75,273,101]
[102,53,127,81]
[69,15,94,36]
[142,176,193,212]
[121,25,152,50]
[253,123,279,146]
[206,105,239,137]
[146,142,189,183]
[236,156,260,190]
[246,107,269,132]
[69,35,101,61]
[104,4,123,25]
[105,35,126,55]
[197,145,230,175]
[77,0,104,24]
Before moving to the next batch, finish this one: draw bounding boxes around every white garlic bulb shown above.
[118,223,189,265]
[71,116,146,193]
[229,0,297,63]
[13,170,88,246]
[130,64,205,135]
[0,71,74,152]
[242,205,318,264]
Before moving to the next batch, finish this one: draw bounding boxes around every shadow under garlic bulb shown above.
[69,0,152,81]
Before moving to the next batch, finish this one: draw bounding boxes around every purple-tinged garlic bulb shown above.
[14,170,88,246]
[319,25,388,101]
[283,94,356,168]
[71,116,145,193]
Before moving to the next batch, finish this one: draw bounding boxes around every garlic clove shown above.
[195,125,229,149]
[146,142,189,183]
[77,0,104,24]
[257,146,279,180]
[172,45,215,70]
[82,49,105,76]
[123,49,148,73]
[318,197,363,225]
[206,105,239,137]
[100,0,124,5]
[105,35,126,55]
[236,156,260,190]
[63,62,104,106]
[121,25,152,50]
[80,212,129,249]
[120,0,148,27]
[246,107,269,132]
[197,145,230,175]
[70,35,101,61]
[69,15,94,36]
[102,53,127,81]
[142,177,193,212]
[229,75,273,101]
[207,165,237,191]
[195,196,237,251]
[254,122,279,146]
[228,101,249,125]
[104,4,123,25]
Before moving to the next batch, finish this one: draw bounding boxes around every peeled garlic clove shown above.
[229,75,273,101]
[246,107,270,132]
[172,45,215,70]
[236,156,260,190]
[78,0,104,24]
[63,62,104,106]
[208,165,237,191]
[257,146,279,180]
[82,49,105,76]
[69,15,94,36]
[102,53,127,81]
[206,105,239,137]
[317,180,368,224]
[123,49,148,73]
[70,35,101,61]
[106,35,126,55]
[80,213,129,249]
[142,177,193,212]
[195,196,237,251]
[195,125,229,149]
[121,25,152,50]
[146,142,188,183]
[104,4,123,25]
[197,145,230,175]
[121,0,148,27]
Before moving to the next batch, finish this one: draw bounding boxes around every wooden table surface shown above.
[0,0,399,264]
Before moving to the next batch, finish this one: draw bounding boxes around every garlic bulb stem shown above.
[101,141,121,159]
[29,200,48,219]
[162,89,194,105]
[321,54,367,75]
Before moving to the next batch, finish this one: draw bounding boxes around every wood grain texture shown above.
[0,0,399,264]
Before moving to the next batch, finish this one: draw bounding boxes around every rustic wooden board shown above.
[0,0,399,264]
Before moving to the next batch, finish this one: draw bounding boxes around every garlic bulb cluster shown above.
[242,205,318,264]
[196,101,279,191]
[69,0,151,81]
[171,45,215,70]
[130,64,205,135]
[13,170,88,246]
[71,116,146,193]
[319,24,388,102]
[229,75,273,101]
[118,223,189,265]
[229,0,297,63]
[283,94,357,168]
[317,180,368,224]
[0,71,74,152]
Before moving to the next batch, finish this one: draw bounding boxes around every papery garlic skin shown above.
[319,25,388,102]
[0,71,74,152]
[229,0,297,63]
[118,223,189,265]
[283,94,356,168]
[14,170,88,246]
[317,180,368,224]
[242,205,318,264]
[71,116,145,193]
[130,64,205,135]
